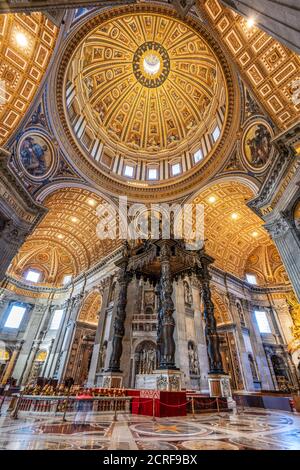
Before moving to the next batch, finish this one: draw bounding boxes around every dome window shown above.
[212,125,220,142]
[246,273,257,285]
[147,168,158,180]
[124,164,135,178]
[25,269,41,283]
[193,149,203,163]
[171,162,181,176]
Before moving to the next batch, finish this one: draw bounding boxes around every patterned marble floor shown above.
[0,404,299,450]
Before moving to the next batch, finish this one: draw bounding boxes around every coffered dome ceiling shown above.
[53,4,238,199]
[66,12,225,160]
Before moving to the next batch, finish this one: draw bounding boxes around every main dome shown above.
[52,3,239,199]
[64,10,228,181]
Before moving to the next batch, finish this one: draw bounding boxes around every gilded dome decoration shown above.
[60,6,233,191]
[133,42,170,88]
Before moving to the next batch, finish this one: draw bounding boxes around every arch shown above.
[135,340,157,375]
[8,186,123,285]
[78,290,102,325]
[187,180,271,277]
[211,287,232,325]
[0,14,58,147]
[34,181,121,210]
[186,175,260,203]
[145,306,154,316]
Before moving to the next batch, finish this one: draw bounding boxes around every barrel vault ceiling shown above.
[0,13,58,146]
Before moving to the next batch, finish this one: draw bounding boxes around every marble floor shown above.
[0,403,299,450]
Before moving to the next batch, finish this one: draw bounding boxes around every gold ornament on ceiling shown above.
[244,243,289,286]
[192,181,271,277]
[9,187,122,286]
[66,12,225,158]
[201,0,300,129]
[78,290,102,325]
[0,13,58,145]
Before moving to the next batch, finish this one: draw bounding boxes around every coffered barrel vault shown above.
[0,13,58,145]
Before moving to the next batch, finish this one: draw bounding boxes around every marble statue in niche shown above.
[97,341,107,371]
[188,341,200,376]
[137,343,156,374]
[184,281,193,306]
[248,353,259,381]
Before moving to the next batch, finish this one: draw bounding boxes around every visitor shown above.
[74,388,93,425]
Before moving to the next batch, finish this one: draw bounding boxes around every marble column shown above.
[157,241,176,370]
[265,212,300,302]
[107,253,131,372]
[191,277,210,392]
[52,294,83,380]
[13,304,45,384]
[174,278,189,385]
[87,279,111,385]
[1,341,24,385]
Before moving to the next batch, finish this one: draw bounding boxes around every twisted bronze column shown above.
[107,246,131,372]
[198,252,224,374]
[158,241,176,369]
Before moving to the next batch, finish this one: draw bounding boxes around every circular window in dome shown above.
[143,54,160,75]
[133,42,170,87]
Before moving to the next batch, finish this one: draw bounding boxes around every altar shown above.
[135,369,182,391]
[130,389,187,417]
[101,238,231,400]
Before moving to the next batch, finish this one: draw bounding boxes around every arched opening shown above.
[78,290,102,325]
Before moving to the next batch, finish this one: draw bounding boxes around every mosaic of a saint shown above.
[19,134,52,177]
[244,123,272,168]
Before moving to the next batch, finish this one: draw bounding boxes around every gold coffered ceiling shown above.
[192,181,272,277]
[9,187,121,286]
[200,0,300,129]
[66,11,225,159]
[0,13,58,145]
[245,243,289,286]
[78,290,102,325]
